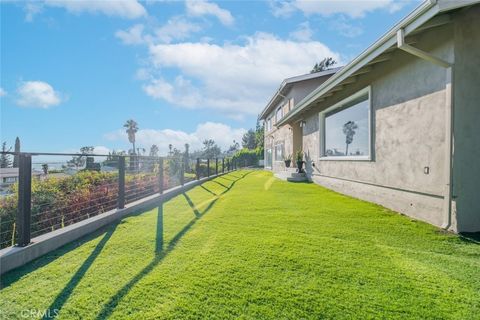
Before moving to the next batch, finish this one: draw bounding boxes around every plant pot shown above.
[284,160,291,168]
[296,160,304,173]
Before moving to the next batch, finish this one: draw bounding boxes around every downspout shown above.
[397,28,454,230]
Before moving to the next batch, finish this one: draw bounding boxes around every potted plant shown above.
[295,150,304,173]
[284,154,292,168]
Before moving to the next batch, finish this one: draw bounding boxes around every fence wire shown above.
[0,153,235,249]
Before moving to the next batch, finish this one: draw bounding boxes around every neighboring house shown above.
[260,68,341,171]
[259,0,480,233]
[0,168,43,195]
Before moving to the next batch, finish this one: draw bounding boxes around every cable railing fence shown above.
[0,152,237,249]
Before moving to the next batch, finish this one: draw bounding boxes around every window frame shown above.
[275,105,283,123]
[319,86,372,161]
[265,148,273,169]
[274,142,285,162]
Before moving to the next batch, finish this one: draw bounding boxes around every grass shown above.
[1,170,479,319]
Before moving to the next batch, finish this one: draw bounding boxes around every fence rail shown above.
[0,152,242,249]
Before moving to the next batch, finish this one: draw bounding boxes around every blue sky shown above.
[0,0,420,155]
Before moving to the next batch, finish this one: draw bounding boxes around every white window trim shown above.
[276,105,283,123]
[265,148,273,169]
[274,142,285,162]
[319,86,373,161]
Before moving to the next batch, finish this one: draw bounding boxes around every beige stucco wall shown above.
[263,6,479,232]
[264,76,331,172]
[452,6,480,232]
[301,23,455,229]
[265,124,293,172]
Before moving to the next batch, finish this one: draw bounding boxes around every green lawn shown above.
[1,170,479,319]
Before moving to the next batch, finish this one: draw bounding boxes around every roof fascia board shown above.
[437,0,480,11]
[277,0,440,126]
[258,68,340,120]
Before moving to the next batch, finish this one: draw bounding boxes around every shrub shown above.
[0,169,170,248]
[232,147,264,167]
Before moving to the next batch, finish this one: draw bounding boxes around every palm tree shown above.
[124,119,138,155]
[343,121,358,156]
[311,57,337,73]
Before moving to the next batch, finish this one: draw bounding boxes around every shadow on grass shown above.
[211,180,229,189]
[94,171,251,319]
[200,185,218,197]
[0,220,126,290]
[42,223,120,319]
[218,176,235,182]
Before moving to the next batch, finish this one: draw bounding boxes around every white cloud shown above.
[25,0,146,21]
[24,2,43,22]
[271,0,406,18]
[115,17,202,45]
[0,87,7,97]
[186,0,234,26]
[143,32,339,117]
[115,24,145,45]
[104,122,246,155]
[16,81,63,108]
[154,16,202,43]
[143,76,202,108]
[289,21,313,41]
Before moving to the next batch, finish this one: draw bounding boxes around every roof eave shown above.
[276,0,442,126]
[257,67,341,121]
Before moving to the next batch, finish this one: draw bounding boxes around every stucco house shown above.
[260,68,341,172]
[259,0,480,233]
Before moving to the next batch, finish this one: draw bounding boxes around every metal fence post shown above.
[17,153,32,247]
[196,158,200,180]
[222,158,225,173]
[118,156,125,209]
[207,159,210,177]
[180,163,185,186]
[215,158,218,175]
[159,158,164,194]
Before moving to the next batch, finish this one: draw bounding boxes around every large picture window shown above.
[320,87,371,160]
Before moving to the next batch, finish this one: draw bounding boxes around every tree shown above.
[0,142,12,168]
[13,137,20,168]
[202,139,221,159]
[124,119,138,155]
[68,146,94,168]
[227,140,240,155]
[183,143,190,171]
[136,147,146,156]
[149,144,159,157]
[42,163,49,175]
[342,121,358,156]
[255,121,264,149]
[310,57,337,73]
[80,146,94,154]
[242,129,256,150]
[104,150,125,168]
[168,144,173,156]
